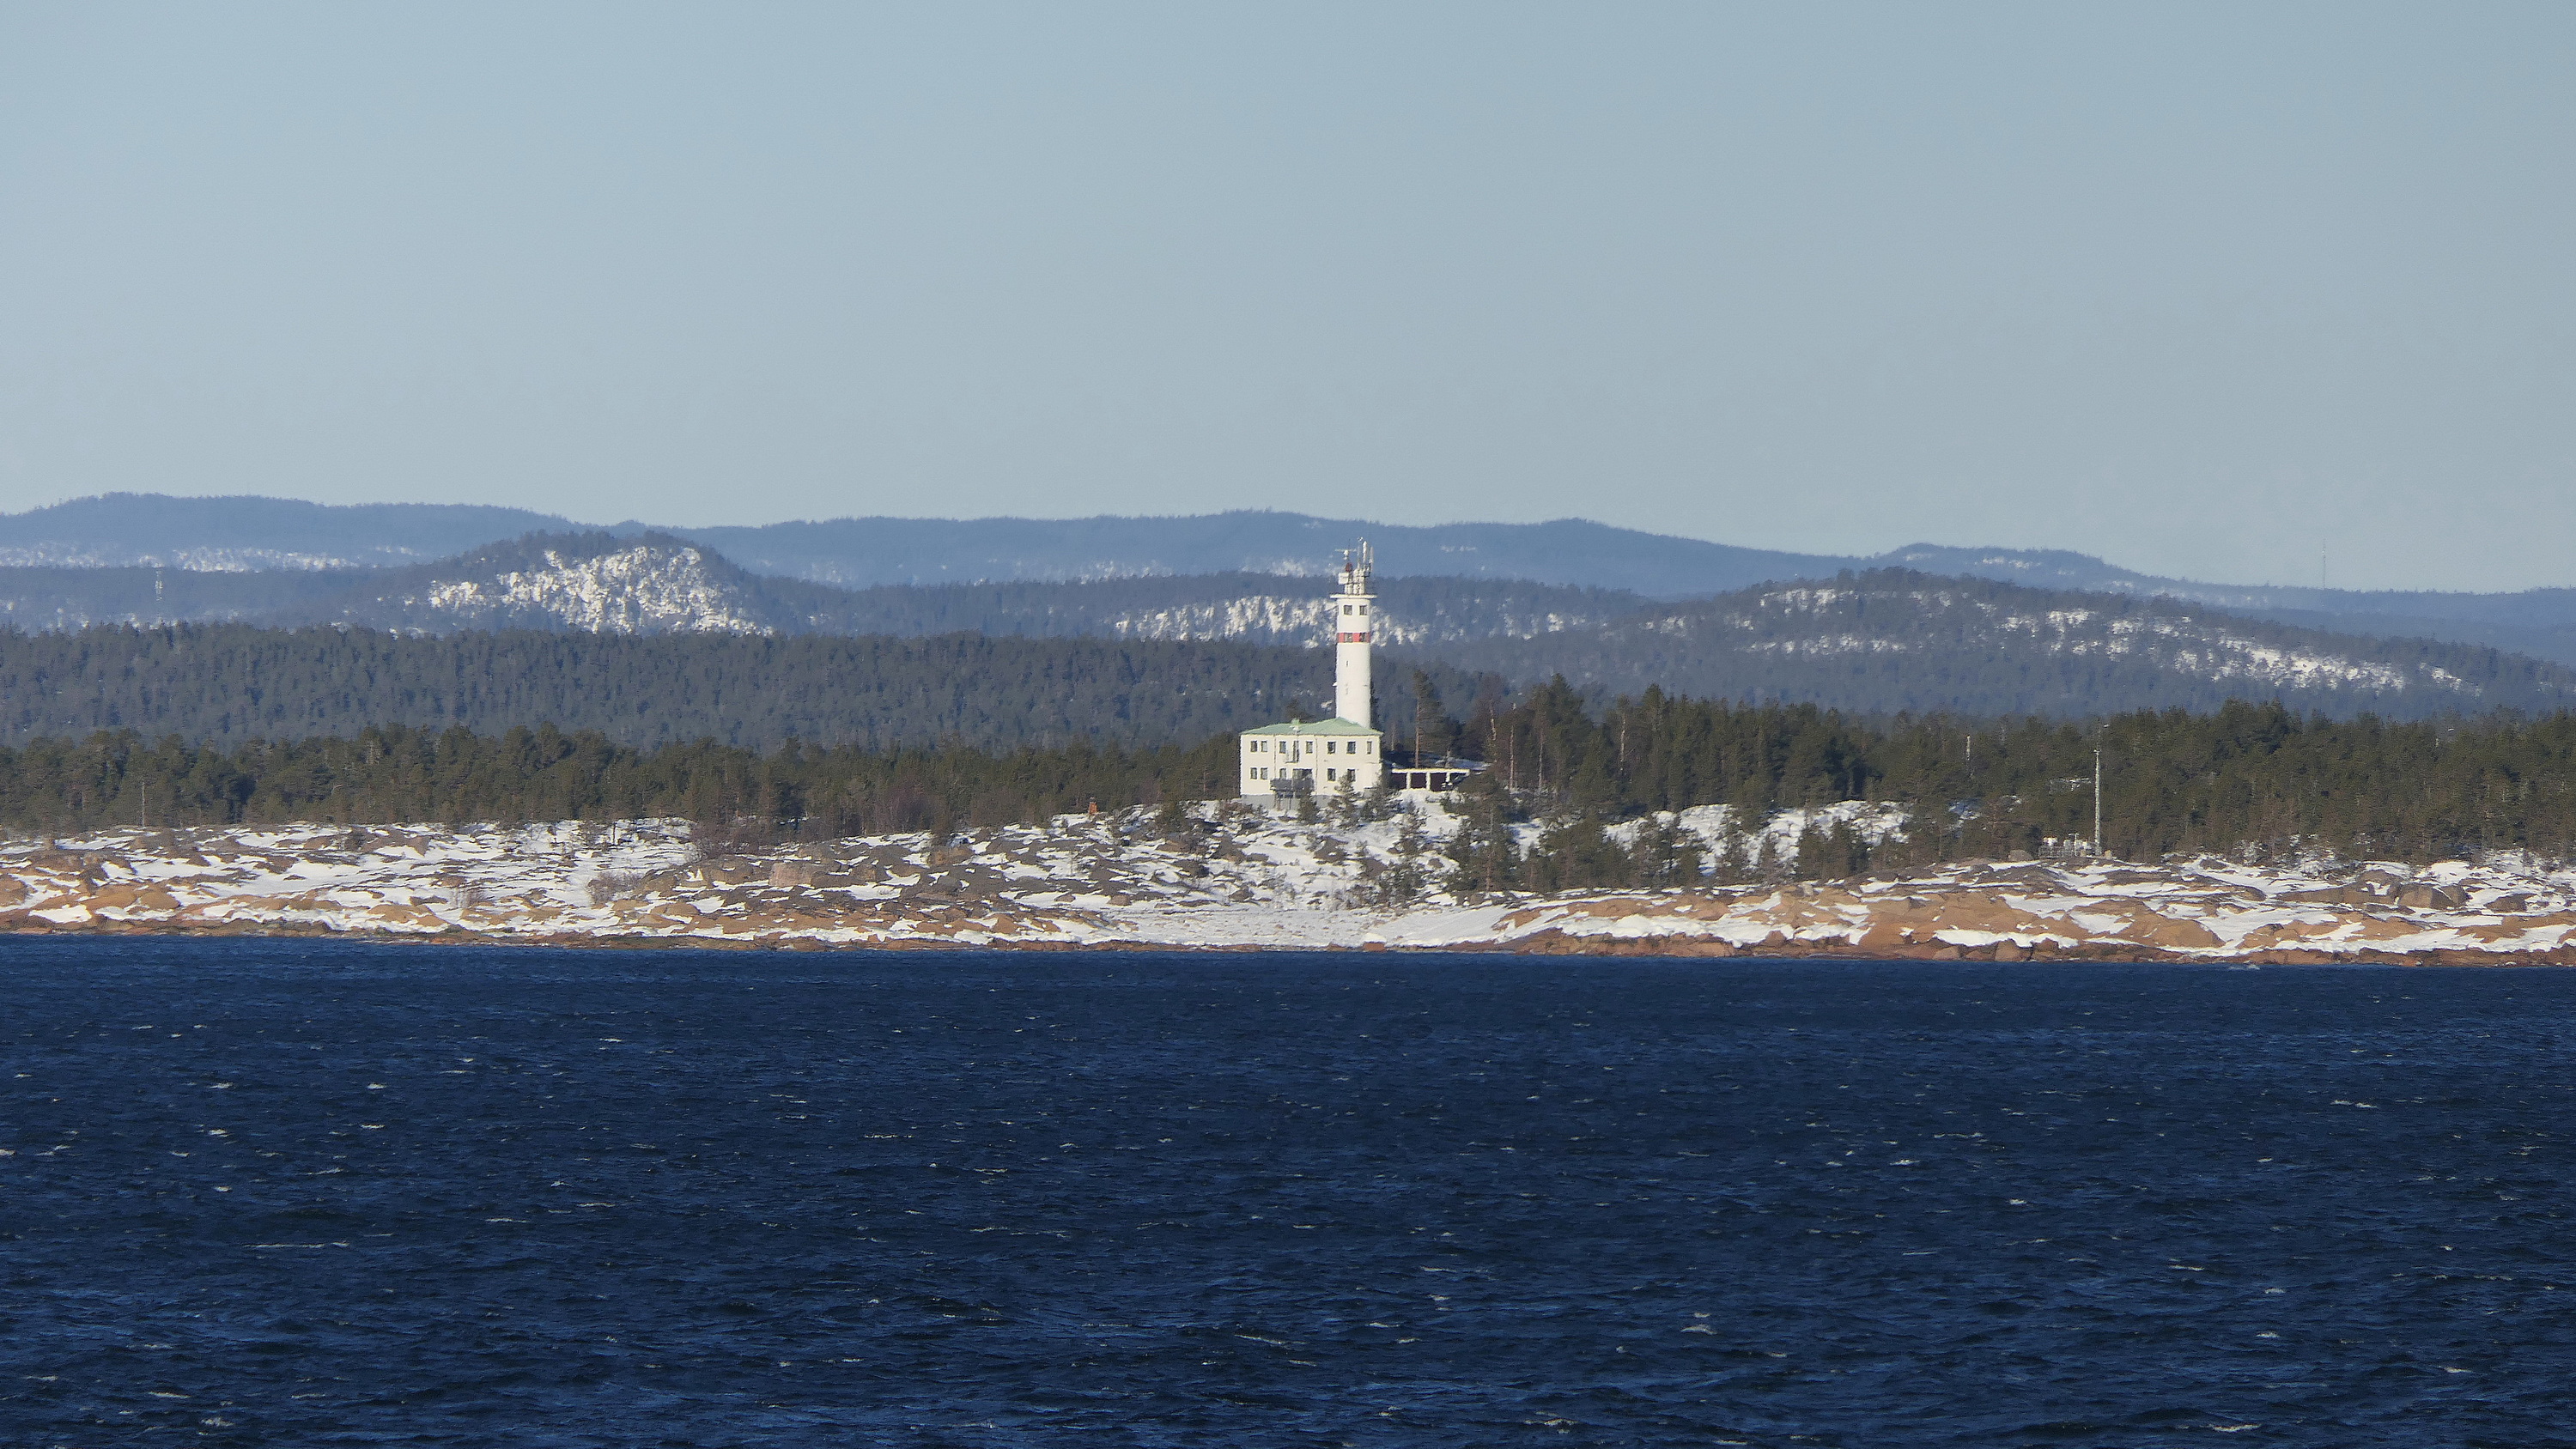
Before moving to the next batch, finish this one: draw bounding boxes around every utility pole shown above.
[2093,746,2104,858]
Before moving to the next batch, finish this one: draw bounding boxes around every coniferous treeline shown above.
[0,724,1238,840]
[1434,681,2576,874]
[9,689,2576,876]
[0,624,1358,749]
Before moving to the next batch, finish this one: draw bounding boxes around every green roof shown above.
[1242,718,1380,736]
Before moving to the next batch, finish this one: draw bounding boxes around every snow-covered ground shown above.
[0,809,1432,949]
[5,802,2575,962]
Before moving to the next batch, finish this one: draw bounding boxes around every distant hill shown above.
[1883,543,2576,664]
[6,570,2569,749]
[0,494,1852,595]
[787,572,1645,648]
[258,532,801,635]
[9,493,2576,666]
[1436,570,2576,721]
[668,512,1854,597]
[0,531,1651,645]
[0,494,572,570]
[0,564,371,633]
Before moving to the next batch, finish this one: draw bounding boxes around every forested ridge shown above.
[1443,682,2576,879]
[1436,570,2576,720]
[0,724,1239,840]
[787,571,1642,646]
[11,564,2567,747]
[10,687,2576,875]
[0,623,1383,750]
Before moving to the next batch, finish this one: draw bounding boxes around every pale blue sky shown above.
[1,3,2568,591]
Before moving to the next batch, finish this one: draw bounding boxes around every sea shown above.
[2,938,2570,1447]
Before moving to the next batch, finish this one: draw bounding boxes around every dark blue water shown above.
[3,940,2572,1446]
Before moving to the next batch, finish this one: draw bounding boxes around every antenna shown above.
[1339,539,1373,590]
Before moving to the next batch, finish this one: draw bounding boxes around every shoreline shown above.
[10,814,2576,966]
[9,915,2573,967]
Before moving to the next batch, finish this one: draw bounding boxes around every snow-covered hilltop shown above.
[7,803,2576,963]
[415,543,772,634]
[1435,570,2576,717]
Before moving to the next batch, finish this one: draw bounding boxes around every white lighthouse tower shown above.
[1331,542,1374,727]
[1236,540,1386,802]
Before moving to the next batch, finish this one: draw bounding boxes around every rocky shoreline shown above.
[6,808,2575,965]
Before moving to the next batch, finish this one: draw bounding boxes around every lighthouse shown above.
[1236,540,1477,802]
[1331,542,1374,727]
[1236,541,1386,802]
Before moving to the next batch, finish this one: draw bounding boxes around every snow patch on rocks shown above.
[7,804,2575,962]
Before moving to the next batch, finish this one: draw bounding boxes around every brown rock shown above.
[2123,914,2225,950]
[1853,923,1912,952]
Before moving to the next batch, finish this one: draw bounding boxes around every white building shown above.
[1241,544,1384,801]
[1239,716,1383,801]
